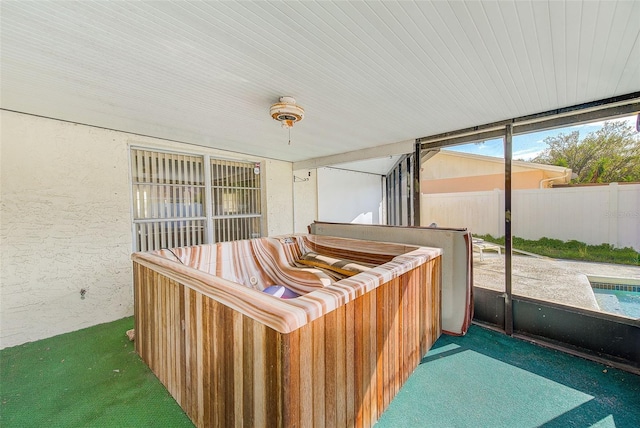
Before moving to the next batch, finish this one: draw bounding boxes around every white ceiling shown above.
[1,1,639,173]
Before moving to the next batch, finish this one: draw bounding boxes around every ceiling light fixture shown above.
[270,96,304,145]
[270,96,304,129]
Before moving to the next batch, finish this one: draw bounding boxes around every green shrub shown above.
[473,234,639,266]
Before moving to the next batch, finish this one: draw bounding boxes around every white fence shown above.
[422,183,640,251]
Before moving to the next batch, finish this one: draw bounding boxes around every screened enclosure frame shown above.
[407,92,640,372]
[385,153,416,227]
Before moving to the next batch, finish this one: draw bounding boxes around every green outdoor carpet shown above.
[1,318,639,427]
[0,317,193,427]
[376,325,640,428]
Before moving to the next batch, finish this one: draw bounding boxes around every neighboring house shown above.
[421,150,572,194]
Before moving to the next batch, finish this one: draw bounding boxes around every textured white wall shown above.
[0,111,293,348]
[264,159,294,236]
[293,169,318,233]
[1,112,132,348]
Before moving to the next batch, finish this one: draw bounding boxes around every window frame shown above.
[129,146,264,252]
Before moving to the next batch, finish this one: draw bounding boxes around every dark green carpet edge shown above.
[0,317,193,427]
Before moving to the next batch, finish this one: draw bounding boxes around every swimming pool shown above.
[593,288,640,319]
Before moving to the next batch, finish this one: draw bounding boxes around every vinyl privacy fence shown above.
[421,183,639,251]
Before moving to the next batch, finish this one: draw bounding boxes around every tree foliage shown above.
[531,120,640,183]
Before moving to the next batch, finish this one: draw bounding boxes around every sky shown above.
[447,115,638,161]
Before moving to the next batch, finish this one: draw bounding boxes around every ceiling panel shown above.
[1,1,638,170]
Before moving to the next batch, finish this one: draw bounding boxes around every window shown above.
[130,148,262,251]
[210,158,262,242]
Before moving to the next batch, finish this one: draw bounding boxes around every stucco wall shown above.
[421,151,516,179]
[422,170,546,193]
[264,158,294,235]
[421,151,570,193]
[293,169,318,233]
[0,111,293,348]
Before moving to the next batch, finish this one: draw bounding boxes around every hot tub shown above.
[132,234,442,427]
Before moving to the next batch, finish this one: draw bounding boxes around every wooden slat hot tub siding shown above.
[134,257,441,428]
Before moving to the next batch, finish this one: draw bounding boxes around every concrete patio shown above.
[473,251,640,313]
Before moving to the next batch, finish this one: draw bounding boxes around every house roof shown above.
[1,1,639,173]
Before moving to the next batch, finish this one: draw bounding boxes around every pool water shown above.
[593,288,640,319]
